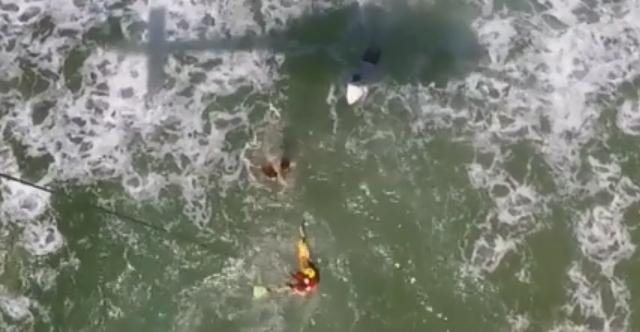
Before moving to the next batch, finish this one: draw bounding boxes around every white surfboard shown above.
[253,286,269,300]
[346,83,368,105]
[252,285,290,300]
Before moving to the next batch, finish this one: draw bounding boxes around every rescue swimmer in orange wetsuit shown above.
[287,223,319,295]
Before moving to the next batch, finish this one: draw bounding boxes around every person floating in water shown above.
[252,222,319,299]
[346,45,382,105]
[245,108,297,189]
[260,156,292,187]
[287,222,319,295]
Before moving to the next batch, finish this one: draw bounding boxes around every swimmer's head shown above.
[351,73,362,83]
[261,163,277,178]
[280,158,291,173]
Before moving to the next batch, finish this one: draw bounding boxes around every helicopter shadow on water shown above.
[112,3,483,95]
[275,2,485,151]
[280,2,485,87]
[110,3,484,159]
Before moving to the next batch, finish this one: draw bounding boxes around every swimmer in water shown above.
[260,156,293,187]
[252,222,318,299]
[246,107,298,189]
[287,223,319,295]
[346,45,382,105]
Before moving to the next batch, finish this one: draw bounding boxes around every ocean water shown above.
[0,0,639,331]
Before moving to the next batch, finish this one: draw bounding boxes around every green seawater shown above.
[2,1,639,332]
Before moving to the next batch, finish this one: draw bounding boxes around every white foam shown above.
[576,206,634,274]
[507,313,530,332]
[259,0,312,32]
[0,293,32,322]
[377,0,640,281]
[7,43,273,226]
[32,267,59,292]
[468,233,517,273]
[0,0,110,77]
[399,5,640,325]
[1,0,299,221]
[565,264,605,327]
[473,16,517,65]
[0,181,51,225]
[563,263,631,332]
[0,147,45,225]
[0,1,321,328]
[459,2,640,185]
[464,154,545,273]
[21,219,64,256]
[122,172,166,201]
[575,156,638,276]
[617,99,640,136]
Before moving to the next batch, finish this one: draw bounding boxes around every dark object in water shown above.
[349,46,381,85]
[361,46,381,65]
[280,158,291,173]
[261,163,278,178]
[260,157,292,180]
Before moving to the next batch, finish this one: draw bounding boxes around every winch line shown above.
[0,172,215,251]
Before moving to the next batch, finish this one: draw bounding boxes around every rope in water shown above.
[0,172,217,251]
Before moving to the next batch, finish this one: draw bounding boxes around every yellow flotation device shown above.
[296,222,313,273]
[302,266,316,279]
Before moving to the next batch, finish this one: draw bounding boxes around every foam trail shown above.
[0,147,51,225]
[21,219,64,256]
[566,155,638,331]
[617,99,640,136]
[563,264,631,332]
[507,313,530,332]
[577,156,638,275]
[463,147,546,276]
[0,292,32,323]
